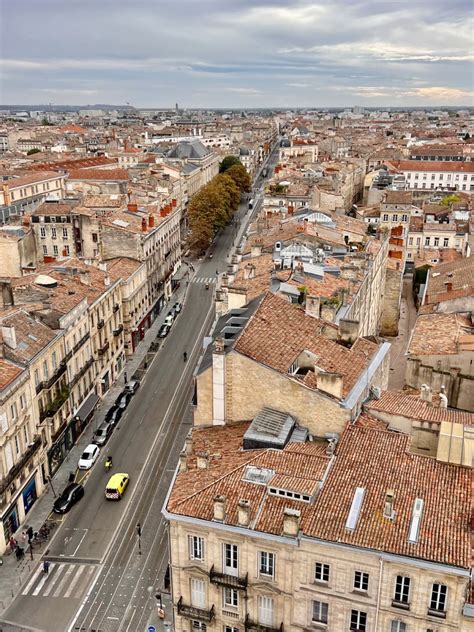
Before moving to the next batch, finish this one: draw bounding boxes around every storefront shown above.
[2,503,19,543]
[22,477,37,515]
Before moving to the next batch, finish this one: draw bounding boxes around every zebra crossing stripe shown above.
[53,564,75,598]
[43,563,66,597]
[63,564,86,598]
[32,563,56,596]
[21,565,43,595]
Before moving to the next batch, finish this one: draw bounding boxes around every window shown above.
[434,237,439,247]
[259,551,275,578]
[429,583,447,614]
[23,425,28,445]
[425,237,430,246]
[192,623,207,631]
[191,578,205,608]
[390,621,406,632]
[354,571,369,592]
[34,369,40,386]
[431,174,435,180]
[416,237,421,245]
[53,245,58,256]
[189,535,204,561]
[350,610,367,631]
[52,351,57,371]
[383,214,389,222]
[62,227,68,239]
[258,596,274,626]
[443,238,449,247]
[64,245,70,256]
[312,600,328,625]
[315,562,330,583]
[20,393,26,410]
[51,226,57,239]
[43,245,48,255]
[10,402,18,421]
[223,587,238,609]
[43,361,49,380]
[40,226,46,239]
[392,214,398,222]
[402,214,408,222]
[92,233,98,243]
[14,435,20,454]
[393,576,411,605]
[223,543,238,576]
[224,627,238,632]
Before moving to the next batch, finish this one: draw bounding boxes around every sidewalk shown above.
[0,264,191,614]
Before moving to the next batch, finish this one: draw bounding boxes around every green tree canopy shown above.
[225,163,251,192]
[219,155,242,173]
[440,194,461,206]
[26,148,41,155]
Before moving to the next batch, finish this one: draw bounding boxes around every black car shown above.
[115,391,132,410]
[93,422,113,446]
[105,405,123,427]
[158,324,170,338]
[53,483,84,514]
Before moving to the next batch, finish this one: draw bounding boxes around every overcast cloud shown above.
[1,0,473,107]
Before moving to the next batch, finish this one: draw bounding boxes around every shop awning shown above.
[75,392,99,422]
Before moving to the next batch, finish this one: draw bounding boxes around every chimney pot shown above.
[196,451,209,469]
[282,507,300,537]
[179,450,187,473]
[237,499,251,527]
[141,217,147,232]
[213,495,226,522]
[127,203,138,213]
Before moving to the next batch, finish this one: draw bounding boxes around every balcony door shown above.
[190,578,205,608]
[223,543,238,577]
[258,595,274,626]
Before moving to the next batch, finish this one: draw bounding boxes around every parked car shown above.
[116,391,132,410]
[105,473,130,500]
[158,324,170,338]
[105,405,123,427]
[173,302,182,315]
[93,422,113,446]
[77,444,100,470]
[53,483,84,514]
[163,313,174,327]
[125,379,140,394]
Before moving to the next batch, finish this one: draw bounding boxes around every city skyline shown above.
[1,0,473,108]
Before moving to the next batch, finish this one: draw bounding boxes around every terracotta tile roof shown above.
[105,257,143,282]
[234,292,378,398]
[365,390,474,426]
[0,358,23,390]
[386,159,474,173]
[67,168,129,181]
[3,171,62,189]
[382,190,413,205]
[0,309,58,364]
[167,422,472,569]
[32,201,80,216]
[28,155,116,172]
[81,194,125,208]
[408,313,473,355]
[425,256,474,305]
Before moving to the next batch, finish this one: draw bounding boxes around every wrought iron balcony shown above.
[113,303,120,313]
[245,616,284,632]
[97,341,109,356]
[209,565,248,590]
[72,332,90,355]
[113,324,124,337]
[0,435,42,495]
[97,318,105,330]
[69,357,94,388]
[35,363,67,394]
[177,597,215,623]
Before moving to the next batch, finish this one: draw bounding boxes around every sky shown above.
[1,0,473,108]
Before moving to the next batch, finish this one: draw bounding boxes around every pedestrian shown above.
[43,560,50,575]
[15,546,24,561]
[124,371,128,384]
[20,531,27,546]
[27,525,34,543]
[9,536,17,551]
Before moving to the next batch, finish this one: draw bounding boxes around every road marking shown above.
[32,564,56,596]
[64,564,86,598]
[53,564,75,598]
[71,529,88,556]
[21,565,43,595]
[42,563,66,597]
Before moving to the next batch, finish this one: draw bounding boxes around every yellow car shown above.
[105,473,130,500]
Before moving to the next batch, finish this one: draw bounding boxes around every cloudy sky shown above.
[1,0,473,107]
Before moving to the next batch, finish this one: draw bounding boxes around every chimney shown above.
[179,450,187,473]
[1,325,17,349]
[141,217,147,232]
[79,270,91,286]
[213,495,226,522]
[148,214,155,228]
[251,239,263,258]
[317,371,343,400]
[104,275,110,287]
[383,489,396,520]
[420,384,432,403]
[196,451,209,469]
[439,392,448,408]
[127,203,138,212]
[243,264,256,280]
[305,295,321,319]
[237,499,251,527]
[184,430,193,455]
[445,281,453,292]
[287,205,294,215]
[212,338,225,426]
[338,319,360,346]
[282,507,301,537]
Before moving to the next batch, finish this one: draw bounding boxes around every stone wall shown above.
[380,266,403,336]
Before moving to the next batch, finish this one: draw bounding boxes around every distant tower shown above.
[175,102,179,114]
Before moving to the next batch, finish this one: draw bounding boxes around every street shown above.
[0,146,279,632]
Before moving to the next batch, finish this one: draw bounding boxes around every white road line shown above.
[74,565,95,597]
[43,563,66,597]
[21,565,43,595]
[53,564,75,598]
[71,529,88,556]
[64,564,86,598]
[32,564,56,596]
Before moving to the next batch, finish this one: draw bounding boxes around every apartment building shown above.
[0,225,37,276]
[385,160,474,193]
[30,199,80,262]
[0,172,66,225]
[164,417,473,632]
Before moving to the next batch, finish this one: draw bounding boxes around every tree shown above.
[440,194,461,206]
[225,163,251,192]
[219,155,241,173]
[27,148,41,155]
[214,174,241,213]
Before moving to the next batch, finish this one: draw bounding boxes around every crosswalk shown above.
[193,276,217,284]
[21,562,96,599]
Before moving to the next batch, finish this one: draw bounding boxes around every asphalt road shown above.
[1,145,279,632]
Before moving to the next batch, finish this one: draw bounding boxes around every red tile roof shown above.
[386,159,474,173]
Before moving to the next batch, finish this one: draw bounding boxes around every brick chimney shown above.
[445,281,453,292]
[148,214,155,228]
[141,217,147,232]
[127,203,138,212]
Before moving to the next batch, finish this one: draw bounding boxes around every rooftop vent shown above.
[345,487,365,532]
[408,498,424,544]
[242,465,275,486]
[243,407,296,450]
[34,274,58,288]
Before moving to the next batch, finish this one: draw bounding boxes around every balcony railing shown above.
[97,341,109,356]
[69,357,94,388]
[0,435,42,495]
[209,565,248,590]
[72,332,90,355]
[97,319,105,330]
[177,597,215,623]
[35,363,67,394]
[113,303,120,313]
[113,324,124,337]
[39,386,70,422]
[245,616,284,632]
